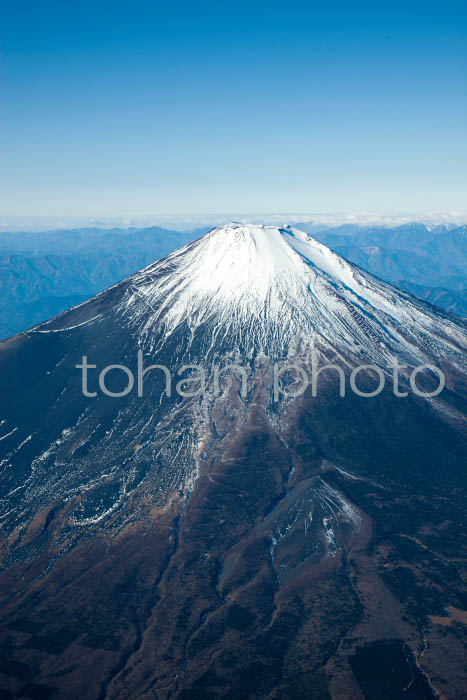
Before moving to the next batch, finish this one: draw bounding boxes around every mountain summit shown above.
[0,224,466,699]
[33,222,467,366]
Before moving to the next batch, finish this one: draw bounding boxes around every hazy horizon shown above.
[1,210,467,233]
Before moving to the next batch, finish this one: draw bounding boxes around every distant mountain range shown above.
[0,222,465,339]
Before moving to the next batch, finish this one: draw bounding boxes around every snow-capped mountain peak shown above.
[133,222,356,301]
[108,222,466,367]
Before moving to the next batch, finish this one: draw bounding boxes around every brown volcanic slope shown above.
[0,224,466,700]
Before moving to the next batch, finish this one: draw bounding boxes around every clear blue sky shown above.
[0,0,466,217]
